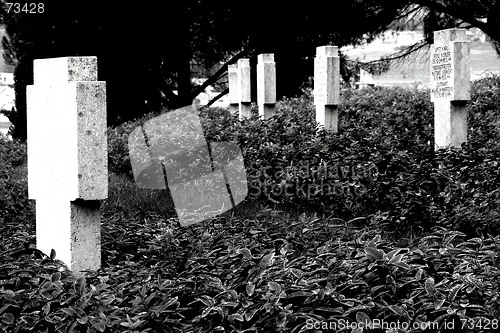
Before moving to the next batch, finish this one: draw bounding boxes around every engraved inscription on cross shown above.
[430,29,470,149]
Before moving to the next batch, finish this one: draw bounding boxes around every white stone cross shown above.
[257,54,276,119]
[238,59,252,120]
[430,28,470,149]
[314,46,340,132]
[26,57,107,274]
[228,64,239,115]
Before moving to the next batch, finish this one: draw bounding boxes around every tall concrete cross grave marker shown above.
[238,59,252,120]
[27,57,107,274]
[430,28,470,149]
[257,54,276,119]
[228,64,239,115]
[314,46,340,132]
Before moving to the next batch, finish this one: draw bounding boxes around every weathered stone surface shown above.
[430,29,470,150]
[314,46,340,106]
[434,100,468,149]
[228,64,239,104]
[33,57,98,85]
[314,46,340,132]
[433,28,467,44]
[257,54,276,106]
[27,57,107,201]
[238,59,251,103]
[27,56,107,273]
[316,105,339,133]
[430,29,470,102]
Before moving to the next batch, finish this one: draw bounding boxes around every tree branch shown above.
[205,88,229,108]
[191,48,250,99]
[365,39,429,64]
[409,0,491,34]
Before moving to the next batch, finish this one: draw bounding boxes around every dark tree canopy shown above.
[406,0,500,53]
[1,0,499,140]
[0,0,404,140]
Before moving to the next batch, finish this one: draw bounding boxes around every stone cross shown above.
[358,68,375,89]
[257,54,276,119]
[314,46,340,132]
[238,59,252,120]
[228,64,239,115]
[430,28,470,149]
[26,57,107,274]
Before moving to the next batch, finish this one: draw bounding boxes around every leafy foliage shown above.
[3,76,500,332]
[1,209,500,332]
[111,76,500,237]
[0,136,30,223]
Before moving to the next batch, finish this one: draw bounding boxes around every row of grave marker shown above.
[229,28,471,149]
[26,28,471,274]
[228,47,341,132]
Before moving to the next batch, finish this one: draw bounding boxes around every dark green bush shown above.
[0,137,31,223]
[2,77,500,332]
[1,211,499,332]
[107,76,500,237]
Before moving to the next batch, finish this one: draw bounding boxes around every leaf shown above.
[355,311,371,325]
[201,306,212,318]
[42,303,51,316]
[229,313,244,322]
[448,284,463,302]
[75,277,86,294]
[387,248,402,260]
[244,308,259,321]
[102,295,115,306]
[66,320,77,332]
[392,261,410,270]
[1,313,14,325]
[236,248,252,260]
[258,251,275,269]
[197,295,213,307]
[268,281,281,293]
[71,306,86,318]
[386,275,396,294]
[90,317,106,332]
[424,277,435,295]
[388,253,403,265]
[434,298,446,310]
[50,249,56,260]
[415,268,424,280]
[61,307,78,317]
[388,305,407,317]
[364,247,383,260]
[246,283,255,296]
[0,305,9,316]
[51,272,61,282]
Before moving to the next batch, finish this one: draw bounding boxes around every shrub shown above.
[107,76,500,237]
[0,137,31,224]
[1,211,499,332]
[2,77,500,332]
